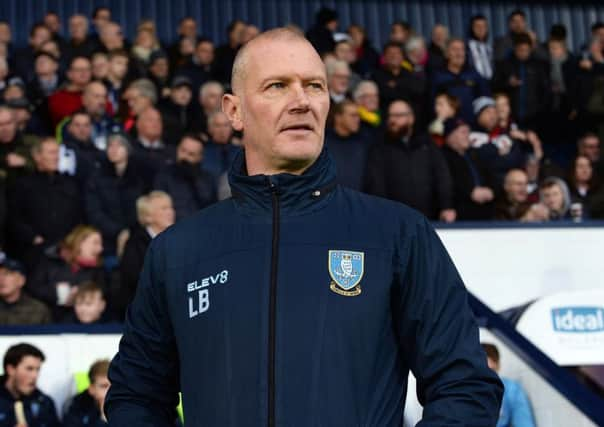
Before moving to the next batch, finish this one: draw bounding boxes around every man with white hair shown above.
[196,81,225,135]
[106,27,502,426]
[65,14,98,61]
[326,59,351,105]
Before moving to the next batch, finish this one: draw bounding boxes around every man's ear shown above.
[222,94,243,132]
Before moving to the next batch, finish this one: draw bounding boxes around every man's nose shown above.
[289,83,311,111]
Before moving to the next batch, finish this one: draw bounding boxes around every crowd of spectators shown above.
[0,6,603,328]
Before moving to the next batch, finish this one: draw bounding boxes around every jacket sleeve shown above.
[395,217,503,426]
[105,235,180,426]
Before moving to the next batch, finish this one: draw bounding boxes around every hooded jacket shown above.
[0,377,60,427]
[106,149,502,426]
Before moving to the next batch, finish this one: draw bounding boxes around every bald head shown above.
[230,28,323,95]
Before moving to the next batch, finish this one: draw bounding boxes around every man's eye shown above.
[268,82,285,89]
[308,82,324,90]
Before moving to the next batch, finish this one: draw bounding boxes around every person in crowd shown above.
[467,15,493,80]
[429,92,460,146]
[365,99,455,221]
[64,14,98,62]
[48,56,92,127]
[546,36,575,146]
[13,23,52,82]
[92,52,110,81]
[0,56,9,98]
[8,138,83,268]
[122,78,157,132]
[27,51,61,132]
[372,42,424,115]
[27,224,105,321]
[441,117,495,220]
[334,39,362,90]
[118,191,174,315]
[176,38,217,97]
[91,7,112,38]
[388,21,412,45]
[347,24,380,77]
[62,110,103,185]
[130,25,160,76]
[170,36,196,75]
[431,38,490,123]
[42,11,63,46]
[214,20,246,86]
[0,106,35,184]
[482,343,536,427]
[404,35,430,79]
[105,49,130,115]
[0,343,60,427]
[159,76,195,144]
[194,81,224,137]
[167,17,198,71]
[242,24,260,45]
[132,107,175,181]
[97,22,127,53]
[85,130,144,257]
[494,10,529,61]
[428,24,449,71]
[492,32,550,130]
[63,359,111,427]
[306,7,338,56]
[495,168,548,221]
[147,50,171,99]
[0,21,13,61]
[524,154,542,203]
[64,281,109,324]
[568,155,599,217]
[353,80,381,133]
[324,100,370,191]
[576,132,603,179]
[326,59,352,109]
[539,176,573,220]
[0,254,51,325]
[153,134,216,220]
[201,111,240,180]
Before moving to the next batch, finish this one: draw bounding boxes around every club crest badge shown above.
[328,250,364,296]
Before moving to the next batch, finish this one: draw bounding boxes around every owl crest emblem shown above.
[328,250,364,296]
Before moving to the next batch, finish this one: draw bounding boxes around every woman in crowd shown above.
[568,155,599,217]
[539,176,572,220]
[27,225,105,321]
[429,92,459,146]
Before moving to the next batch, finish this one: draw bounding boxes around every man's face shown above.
[127,89,153,116]
[390,24,407,44]
[446,125,471,152]
[30,27,51,50]
[180,19,197,38]
[101,23,123,49]
[74,291,106,323]
[242,25,260,44]
[472,19,488,40]
[542,185,564,212]
[177,137,203,164]
[109,55,129,80]
[514,43,532,61]
[387,101,414,135]
[68,58,92,88]
[35,55,58,77]
[504,171,528,203]
[171,86,192,106]
[148,197,175,230]
[83,83,107,117]
[384,46,403,70]
[478,106,498,131]
[92,55,109,80]
[335,104,360,134]
[0,110,17,143]
[94,9,111,27]
[68,114,92,141]
[34,141,59,172]
[575,156,593,183]
[88,375,110,408]
[201,87,224,113]
[580,136,600,162]
[107,138,128,163]
[446,40,466,68]
[196,42,214,65]
[208,113,233,144]
[6,356,42,396]
[328,67,350,96]
[137,109,162,140]
[356,87,379,112]
[0,23,11,44]
[432,25,449,47]
[69,16,88,40]
[225,38,330,174]
[150,58,169,79]
[334,42,355,64]
[0,268,25,301]
[230,22,246,45]
[44,14,60,34]
[509,15,527,34]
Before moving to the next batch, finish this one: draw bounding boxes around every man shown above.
[0,343,60,426]
[495,168,547,221]
[194,81,224,136]
[13,23,52,83]
[118,191,174,317]
[98,22,127,53]
[365,99,456,222]
[324,100,369,191]
[201,111,239,180]
[577,132,603,176]
[9,138,83,267]
[0,254,51,325]
[62,110,103,184]
[430,38,490,123]
[214,20,246,86]
[494,10,529,61]
[48,56,92,127]
[132,107,175,182]
[106,49,130,114]
[153,134,216,220]
[64,359,111,427]
[306,7,338,55]
[353,80,381,131]
[482,343,536,427]
[159,76,195,144]
[326,59,351,106]
[0,106,35,184]
[64,14,98,62]
[106,28,502,426]
[176,38,217,97]
[441,117,495,220]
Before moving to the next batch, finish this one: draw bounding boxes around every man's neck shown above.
[448,63,463,74]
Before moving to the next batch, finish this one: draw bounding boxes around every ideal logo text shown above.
[551,307,604,333]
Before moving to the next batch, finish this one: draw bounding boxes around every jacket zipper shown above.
[268,177,280,427]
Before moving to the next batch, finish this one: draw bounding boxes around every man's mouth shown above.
[281,124,314,133]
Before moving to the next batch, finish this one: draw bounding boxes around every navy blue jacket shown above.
[0,377,60,427]
[63,390,107,427]
[106,149,503,426]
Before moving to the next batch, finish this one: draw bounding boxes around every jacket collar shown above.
[228,147,337,217]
